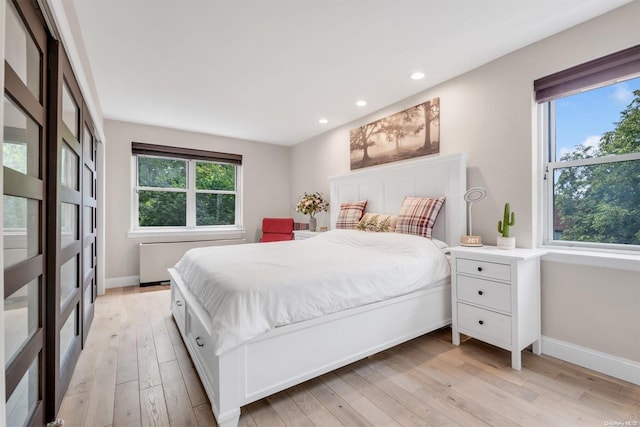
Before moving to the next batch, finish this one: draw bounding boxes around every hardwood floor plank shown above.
[83,347,119,427]
[265,391,314,427]
[113,380,142,426]
[245,399,286,427]
[57,391,91,427]
[140,385,171,427]
[159,360,199,426]
[307,378,373,426]
[137,322,162,390]
[193,403,218,427]
[284,383,344,427]
[176,356,208,407]
[154,333,177,364]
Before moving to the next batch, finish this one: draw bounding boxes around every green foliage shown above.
[554,89,640,245]
[138,190,186,226]
[196,162,235,191]
[196,193,235,225]
[497,203,515,237]
[138,157,186,188]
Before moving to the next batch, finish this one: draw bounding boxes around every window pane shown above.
[84,206,93,237]
[3,96,40,178]
[196,161,235,191]
[3,196,39,268]
[84,243,93,279]
[60,256,78,308]
[138,157,186,188]
[138,191,186,226]
[84,165,93,198]
[60,202,78,248]
[555,77,640,161]
[83,125,94,162]
[5,2,41,100]
[60,306,78,370]
[553,159,640,245]
[61,142,78,190]
[62,83,78,137]
[196,193,235,226]
[6,354,39,427]
[4,278,39,365]
[84,280,93,319]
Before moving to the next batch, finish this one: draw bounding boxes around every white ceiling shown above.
[71,0,631,146]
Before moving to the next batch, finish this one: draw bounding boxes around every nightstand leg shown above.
[532,339,541,355]
[511,351,522,370]
[452,328,460,346]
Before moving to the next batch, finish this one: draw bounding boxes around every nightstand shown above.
[293,230,319,240]
[448,246,547,369]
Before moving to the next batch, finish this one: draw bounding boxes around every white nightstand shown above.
[293,230,319,240]
[448,246,547,369]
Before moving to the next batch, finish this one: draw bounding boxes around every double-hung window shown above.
[131,142,242,231]
[535,45,640,250]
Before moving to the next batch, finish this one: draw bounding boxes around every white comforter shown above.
[174,229,450,355]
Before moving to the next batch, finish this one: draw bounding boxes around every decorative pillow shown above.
[357,213,398,232]
[335,200,367,229]
[395,196,445,238]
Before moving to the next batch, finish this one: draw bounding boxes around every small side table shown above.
[448,246,547,369]
[293,230,319,240]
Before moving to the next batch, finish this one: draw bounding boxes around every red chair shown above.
[259,218,294,242]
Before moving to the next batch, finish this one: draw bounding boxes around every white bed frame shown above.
[169,153,467,427]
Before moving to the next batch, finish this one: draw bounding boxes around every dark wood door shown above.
[3,1,49,425]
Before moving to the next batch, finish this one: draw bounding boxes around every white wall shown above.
[104,119,291,282]
[290,1,640,366]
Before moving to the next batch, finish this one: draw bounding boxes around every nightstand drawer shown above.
[457,258,510,281]
[457,302,511,347]
[456,275,511,313]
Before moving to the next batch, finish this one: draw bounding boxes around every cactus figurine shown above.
[498,203,515,238]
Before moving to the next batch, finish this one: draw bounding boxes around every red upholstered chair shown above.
[259,218,294,242]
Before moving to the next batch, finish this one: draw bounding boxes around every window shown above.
[536,45,640,250]
[131,143,242,230]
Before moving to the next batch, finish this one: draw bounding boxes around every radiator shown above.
[139,239,245,285]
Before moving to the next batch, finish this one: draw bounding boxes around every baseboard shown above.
[105,275,140,289]
[542,336,640,385]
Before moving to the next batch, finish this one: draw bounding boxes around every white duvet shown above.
[174,229,450,355]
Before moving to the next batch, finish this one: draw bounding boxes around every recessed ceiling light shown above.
[410,72,425,80]
[355,100,367,107]
[318,118,328,124]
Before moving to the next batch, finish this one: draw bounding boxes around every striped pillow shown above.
[395,196,445,238]
[335,200,367,229]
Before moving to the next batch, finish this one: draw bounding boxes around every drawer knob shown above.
[478,320,484,325]
[195,337,204,347]
[478,290,484,296]
[176,300,182,307]
[477,267,483,272]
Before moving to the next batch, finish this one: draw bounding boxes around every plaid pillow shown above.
[395,196,445,238]
[335,200,367,229]
[357,213,398,232]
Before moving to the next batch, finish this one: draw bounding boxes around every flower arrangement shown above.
[295,192,329,218]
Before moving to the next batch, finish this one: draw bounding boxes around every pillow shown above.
[395,196,445,239]
[357,213,398,232]
[335,200,367,229]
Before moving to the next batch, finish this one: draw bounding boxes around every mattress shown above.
[173,229,451,355]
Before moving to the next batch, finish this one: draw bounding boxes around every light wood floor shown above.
[58,285,639,427]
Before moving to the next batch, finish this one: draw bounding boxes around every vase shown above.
[497,236,516,250]
[309,217,317,232]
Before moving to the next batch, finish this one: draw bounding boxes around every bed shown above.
[169,152,467,427]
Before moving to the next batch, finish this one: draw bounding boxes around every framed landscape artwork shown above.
[350,97,440,170]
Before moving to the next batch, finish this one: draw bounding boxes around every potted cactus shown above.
[497,203,516,249]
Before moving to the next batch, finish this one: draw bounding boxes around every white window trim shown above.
[129,155,244,236]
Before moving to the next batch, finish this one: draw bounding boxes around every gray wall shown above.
[289,2,640,363]
[104,119,291,280]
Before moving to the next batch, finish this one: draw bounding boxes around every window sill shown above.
[540,246,640,272]
[128,227,245,240]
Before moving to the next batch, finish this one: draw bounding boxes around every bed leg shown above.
[216,407,240,427]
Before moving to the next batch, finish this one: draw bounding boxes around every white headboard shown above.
[329,153,467,245]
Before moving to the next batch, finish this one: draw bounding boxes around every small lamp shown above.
[461,187,486,246]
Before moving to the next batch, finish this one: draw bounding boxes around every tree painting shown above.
[350,97,440,170]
